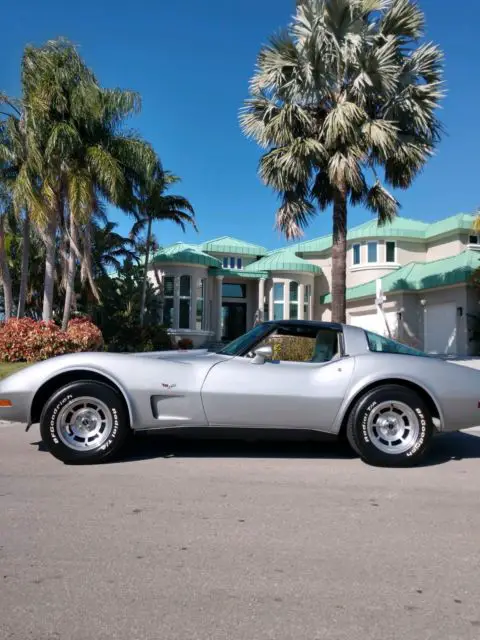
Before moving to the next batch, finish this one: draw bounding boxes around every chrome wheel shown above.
[367,401,420,455]
[56,396,113,452]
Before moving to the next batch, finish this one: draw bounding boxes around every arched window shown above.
[289,282,299,319]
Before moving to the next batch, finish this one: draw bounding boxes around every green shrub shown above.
[106,321,173,353]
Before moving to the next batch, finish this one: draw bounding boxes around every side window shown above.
[258,328,339,363]
[365,331,426,356]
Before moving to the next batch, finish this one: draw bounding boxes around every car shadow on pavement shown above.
[30,430,480,466]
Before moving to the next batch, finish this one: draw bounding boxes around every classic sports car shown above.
[1,319,480,467]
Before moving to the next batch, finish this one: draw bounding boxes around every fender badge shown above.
[162,383,177,390]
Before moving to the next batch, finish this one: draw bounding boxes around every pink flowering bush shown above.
[0,317,104,362]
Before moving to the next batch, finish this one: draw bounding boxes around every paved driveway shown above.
[2,424,480,640]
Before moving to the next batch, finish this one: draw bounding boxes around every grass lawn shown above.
[0,362,30,380]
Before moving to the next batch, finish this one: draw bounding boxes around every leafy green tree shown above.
[241,0,444,322]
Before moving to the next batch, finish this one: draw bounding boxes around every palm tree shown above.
[130,168,196,326]
[0,103,38,319]
[0,181,14,319]
[240,0,444,322]
[20,39,157,326]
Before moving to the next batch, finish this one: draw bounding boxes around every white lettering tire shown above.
[346,384,434,467]
[40,381,130,464]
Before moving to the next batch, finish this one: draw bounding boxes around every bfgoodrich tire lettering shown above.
[346,384,434,467]
[40,381,130,464]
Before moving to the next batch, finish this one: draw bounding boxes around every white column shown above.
[173,276,180,329]
[298,283,305,320]
[216,276,223,341]
[268,284,274,321]
[258,278,265,319]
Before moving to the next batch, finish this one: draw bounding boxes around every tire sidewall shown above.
[40,381,129,464]
[353,386,432,466]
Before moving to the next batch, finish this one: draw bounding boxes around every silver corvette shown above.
[1,319,480,467]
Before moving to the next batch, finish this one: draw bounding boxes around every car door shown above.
[201,354,356,433]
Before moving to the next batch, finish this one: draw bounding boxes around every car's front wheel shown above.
[40,381,130,464]
[346,384,434,467]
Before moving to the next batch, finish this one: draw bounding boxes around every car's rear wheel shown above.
[346,384,434,467]
[40,381,130,464]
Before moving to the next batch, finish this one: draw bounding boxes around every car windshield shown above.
[365,331,427,357]
[219,323,274,356]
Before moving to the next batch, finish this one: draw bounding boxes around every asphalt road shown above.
[2,424,480,640]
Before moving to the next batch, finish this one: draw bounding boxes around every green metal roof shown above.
[210,268,269,279]
[200,236,267,257]
[320,249,480,303]
[152,243,221,268]
[243,249,321,274]
[425,213,476,239]
[296,214,476,256]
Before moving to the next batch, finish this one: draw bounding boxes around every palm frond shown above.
[365,180,400,223]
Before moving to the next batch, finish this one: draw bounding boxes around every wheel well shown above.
[339,378,441,437]
[30,370,131,425]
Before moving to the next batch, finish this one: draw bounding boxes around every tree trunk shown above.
[61,216,78,331]
[17,210,30,318]
[139,215,152,327]
[42,213,57,322]
[0,216,13,321]
[331,187,348,324]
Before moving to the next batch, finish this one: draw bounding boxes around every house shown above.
[149,212,480,355]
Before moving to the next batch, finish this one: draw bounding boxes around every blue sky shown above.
[3,0,480,250]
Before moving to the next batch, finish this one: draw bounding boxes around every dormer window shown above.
[469,235,479,245]
[222,256,243,269]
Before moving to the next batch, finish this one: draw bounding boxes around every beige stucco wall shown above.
[426,236,464,261]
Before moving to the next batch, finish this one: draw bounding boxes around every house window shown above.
[469,235,479,245]
[304,284,311,319]
[196,279,205,330]
[367,241,378,263]
[222,283,246,298]
[163,276,175,328]
[273,282,284,320]
[352,243,361,265]
[289,281,299,319]
[222,256,243,269]
[386,241,396,263]
[179,275,191,329]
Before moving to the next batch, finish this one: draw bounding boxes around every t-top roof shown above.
[152,242,221,268]
[200,236,267,257]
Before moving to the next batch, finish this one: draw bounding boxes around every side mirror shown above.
[251,344,273,365]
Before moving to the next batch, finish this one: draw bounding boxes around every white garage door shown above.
[349,311,398,337]
[424,302,457,354]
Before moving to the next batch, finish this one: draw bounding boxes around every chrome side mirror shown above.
[251,344,273,365]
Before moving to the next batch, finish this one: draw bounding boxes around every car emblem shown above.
[161,383,177,390]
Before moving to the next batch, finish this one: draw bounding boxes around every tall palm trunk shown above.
[62,216,78,330]
[139,215,152,327]
[0,215,13,320]
[331,186,347,324]
[42,212,57,322]
[17,210,30,318]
